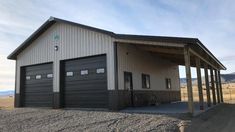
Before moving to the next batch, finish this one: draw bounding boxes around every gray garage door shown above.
[22,63,53,107]
[62,55,108,108]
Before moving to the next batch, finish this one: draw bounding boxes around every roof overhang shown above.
[114,35,226,70]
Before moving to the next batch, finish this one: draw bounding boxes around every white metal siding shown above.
[16,23,115,93]
[117,44,180,91]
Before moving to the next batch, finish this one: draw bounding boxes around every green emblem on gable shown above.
[54,34,60,41]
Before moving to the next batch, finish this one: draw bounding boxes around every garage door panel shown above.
[24,88,52,93]
[25,80,53,85]
[65,103,107,108]
[65,98,107,104]
[22,63,53,107]
[24,83,52,87]
[24,95,52,101]
[64,91,108,95]
[64,99,108,108]
[24,102,52,107]
[65,57,105,65]
[65,76,106,82]
[63,55,108,108]
[25,69,53,75]
[25,64,52,71]
[65,80,106,87]
[63,86,107,91]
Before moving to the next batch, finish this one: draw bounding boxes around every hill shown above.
[180,72,235,86]
[0,90,14,97]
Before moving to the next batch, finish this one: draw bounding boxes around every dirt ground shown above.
[185,100,235,132]
[0,97,14,109]
[0,108,182,132]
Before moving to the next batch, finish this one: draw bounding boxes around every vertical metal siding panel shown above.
[72,25,75,57]
[97,33,101,53]
[88,31,92,55]
[80,28,84,56]
[76,28,80,57]
[65,24,68,58]
[69,24,72,58]
[91,32,95,54]
[84,29,88,56]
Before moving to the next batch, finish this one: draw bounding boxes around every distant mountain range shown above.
[0,90,14,96]
[180,72,235,86]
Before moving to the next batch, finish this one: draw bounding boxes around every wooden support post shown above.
[210,68,216,105]
[184,46,194,114]
[214,69,221,103]
[218,71,224,102]
[204,64,211,107]
[196,58,204,110]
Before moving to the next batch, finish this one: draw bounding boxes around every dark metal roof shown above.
[7,17,226,70]
[115,34,198,44]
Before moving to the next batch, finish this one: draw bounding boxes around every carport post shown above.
[184,46,194,114]
[210,68,217,105]
[196,58,204,110]
[204,64,211,107]
[215,69,221,103]
[218,71,224,102]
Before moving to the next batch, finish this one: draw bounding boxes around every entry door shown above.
[124,72,133,106]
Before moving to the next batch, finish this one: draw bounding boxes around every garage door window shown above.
[26,76,31,80]
[47,74,53,78]
[66,72,73,77]
[96,68,105,74]
[36,75,42,79]
[81,70,88,75]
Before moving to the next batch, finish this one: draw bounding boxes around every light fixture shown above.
[54,45,59,51]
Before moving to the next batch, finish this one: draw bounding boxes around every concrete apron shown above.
[121,101,222,117]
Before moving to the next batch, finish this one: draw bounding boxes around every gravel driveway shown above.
[0,108,182,132]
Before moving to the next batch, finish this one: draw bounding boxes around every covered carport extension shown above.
[115,34,226,115]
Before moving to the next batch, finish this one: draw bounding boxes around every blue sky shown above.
[0,0,235,91]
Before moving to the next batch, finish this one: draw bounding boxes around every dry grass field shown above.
[181,83,235,103]
[0,96,14,109]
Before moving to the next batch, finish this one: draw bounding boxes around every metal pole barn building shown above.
[8,17,226,114]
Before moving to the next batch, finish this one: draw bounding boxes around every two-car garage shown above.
[20,55,108,108]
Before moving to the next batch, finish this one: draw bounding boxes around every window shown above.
[36,75,42,79]
[26,76,31,80]
[142,74,150,89]
[66,72,73,77]
[96,68,105,74]
[124,72,132,90]
[81,70,88,75]
[47,74,53,78]
[166,78,171,89]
